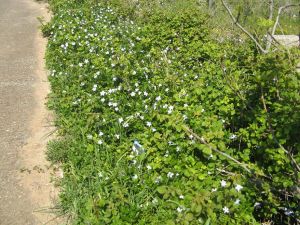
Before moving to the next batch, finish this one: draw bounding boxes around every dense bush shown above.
[44,0,300,224]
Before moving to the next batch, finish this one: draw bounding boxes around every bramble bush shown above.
[44,0,300,224]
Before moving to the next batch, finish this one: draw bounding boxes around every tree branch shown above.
[221,0,267,54]
[182,125,252,173]
[266,3,300,51]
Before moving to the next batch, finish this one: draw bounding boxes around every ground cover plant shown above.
[44,0,300,224]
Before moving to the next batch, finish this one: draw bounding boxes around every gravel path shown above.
[0,0,61,224]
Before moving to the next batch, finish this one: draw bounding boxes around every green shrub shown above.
[43,0,300,224]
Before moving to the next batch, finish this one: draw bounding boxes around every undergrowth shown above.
[44,0,300,224]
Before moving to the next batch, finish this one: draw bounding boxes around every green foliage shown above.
[43,0,300,224]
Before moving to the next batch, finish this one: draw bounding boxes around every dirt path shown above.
[0,0,62,224]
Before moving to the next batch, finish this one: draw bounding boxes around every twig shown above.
[267,3,300,51]
[221,0,267,54]
[265,0,274,51]
[182,125,252,173]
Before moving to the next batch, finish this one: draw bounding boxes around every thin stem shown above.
[182,126,252,173]
[221,0,267,54]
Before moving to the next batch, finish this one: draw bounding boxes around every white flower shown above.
[223,206,229,214]
[234,199,240,205]
[98,172,103,178]
[144,91,148,96]
[132,71,137,75]
[101,98,105,102]
[84,59,89,64]
[155,176,162,184]
[99,131,104,136]
[79,63,83,67]
[176,207,184,213]
[118,118,124,123]
[100,91,106,96]
[152,198,158,204]
[146,165,152,170]
[167,172,174,179]
[254,202,261,208]
[146,121,152,127]
[97,140,103,145]
[123,122,129,128]
[179,195,184,199]
[229,134,237,140]
[92,84,97,92]
[184,103,188,108]
[151,127,156,132]
[115,134,120,139]
[155,96,161,101]
[221,180,227,187]
[132,174,138,180]
[130,92,136,97]
[212,188,217,192]
[235,184,243,192]
[87,134,93,140]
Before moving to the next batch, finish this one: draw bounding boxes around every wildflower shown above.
[235,184,243,192]
[220,180,227,187]
[254,202,261,208]
[179,195,184,199]
[151,127,156,132]
[155,176,162,184]
[152,198,158,204]
[100,98,105,102]
[92,84,97,92]
[87,134,93,140]
[223,206,229,214]
[98,172,103,178]
[118,117,124,123]
[132,174,138,180]
[100,91,106,96]
[176,207,184,213]
[97,140,103,145]
[167,172,174,179]
[146,121,152,127]
[79,63,83,67]
[155,96,161,101]
[144,91,148,96]
[99,131,104,136]
[123,122,129,128]
[115,134,120,139]
[283,208,294,216]
[212,188,217,192]
[132,71,137,75]
[229,134,237,140]
[234,199,240,205]
[146,165,152,170]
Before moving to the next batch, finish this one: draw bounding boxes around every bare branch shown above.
[221,0,267,54]
[265,0,274,50]
[266,3,300,51]
[182,125,252,173]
